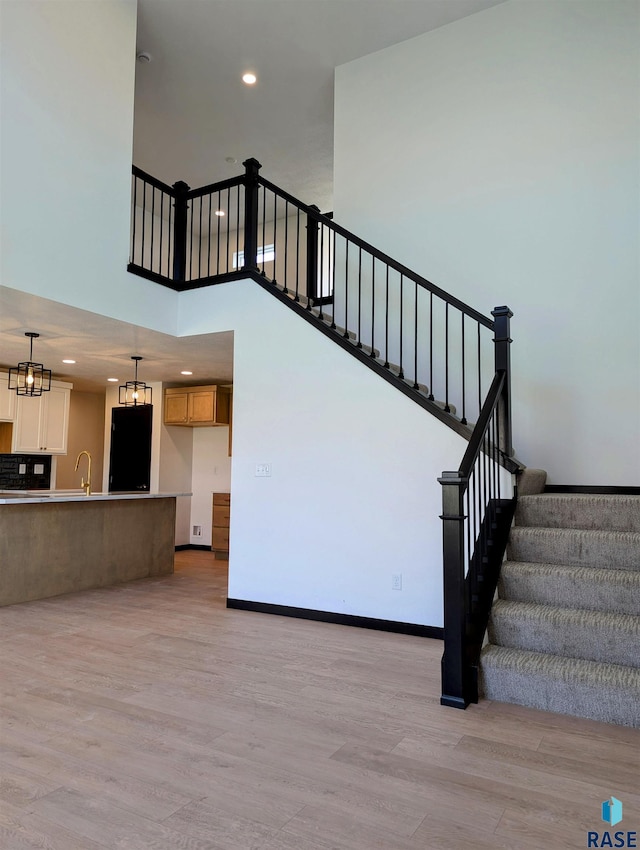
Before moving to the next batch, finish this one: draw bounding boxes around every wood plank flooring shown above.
[1,549,638,849]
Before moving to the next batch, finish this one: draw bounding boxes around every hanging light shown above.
[8,332,52,396]
[119,356,152,406]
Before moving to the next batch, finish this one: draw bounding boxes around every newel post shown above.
[439,471,472,708]
[492,306,514,459]
[172,180,190,284]
[242,158,261,273]
[305,205,321,306]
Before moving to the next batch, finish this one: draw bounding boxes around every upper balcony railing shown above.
[129,158,506,435]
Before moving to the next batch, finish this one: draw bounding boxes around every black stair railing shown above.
[439,307,520,709]
[128,161,520,705]
[129,158,503,432]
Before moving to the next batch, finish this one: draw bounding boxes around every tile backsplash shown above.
[0,454,52,489]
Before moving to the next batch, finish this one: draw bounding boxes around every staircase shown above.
[480,492,640,727]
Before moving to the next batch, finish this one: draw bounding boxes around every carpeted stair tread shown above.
[499,561,640,616]
[507,526,640,571]
[488,599,640,668]
[516,494,640,533]
[480,645,640,727]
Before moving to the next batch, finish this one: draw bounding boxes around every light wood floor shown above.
[1,550,638,850]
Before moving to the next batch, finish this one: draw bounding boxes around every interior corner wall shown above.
[0,0,179,336]
[56,391,106,490]
[334,0,640,485]
[178,279,469,628]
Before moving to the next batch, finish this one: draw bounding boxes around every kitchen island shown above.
[0,491,189,606]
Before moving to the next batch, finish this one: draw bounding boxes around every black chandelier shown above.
[119,356,152,406]
[8,332,52,396]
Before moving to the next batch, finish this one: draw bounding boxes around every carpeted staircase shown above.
[479,492,640,727]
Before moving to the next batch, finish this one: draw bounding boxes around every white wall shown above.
[334,0,640,485]
[0,0,179,336]
[178,279,471,627]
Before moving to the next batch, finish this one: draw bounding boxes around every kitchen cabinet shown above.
[164,385,230,427]
[12,382,72,454]
[211,492,230,558]
[0,372,16,422]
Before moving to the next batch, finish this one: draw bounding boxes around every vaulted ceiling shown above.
[1,0,504,391]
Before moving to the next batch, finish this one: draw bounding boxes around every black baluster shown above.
[477,323,482,422]
[413,283,419,388]
[283,200,289,294]
[461,314,467,425]
[295,207,301,301]
[444,303,450,412]
[159,190,164,277]
[141,180,147,269]
[318,223,324,320]
[370,256,375,357]
[398,274,405,379]
[131,176,138,265]
[343,241,349,338]
[384,265,390,368]
[356,248,362,347]
[428,293,434,400]
[330,230,337,328]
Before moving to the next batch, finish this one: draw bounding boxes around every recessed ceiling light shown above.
[214,210,225,217]
[180,371,193,376]
[242,72,257,85]
[225,156,237,164]
[62,359,76,364]
[107,377,119,382]
[137,51,152,63]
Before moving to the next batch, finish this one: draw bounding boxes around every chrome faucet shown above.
[74,450,92,496]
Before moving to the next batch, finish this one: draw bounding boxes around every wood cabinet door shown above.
[164,392,189,424]
[188,391,216,424]
[41,386,69,454]
[0,375,16,422]
[12,395,44,452]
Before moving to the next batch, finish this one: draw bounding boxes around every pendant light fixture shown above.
[119,356,152,406]
[8,332,52,396]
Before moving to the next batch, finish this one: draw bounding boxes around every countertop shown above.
[0,490,192,505]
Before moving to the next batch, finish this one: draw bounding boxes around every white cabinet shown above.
[0,373,16,422]
[12,382,71,454]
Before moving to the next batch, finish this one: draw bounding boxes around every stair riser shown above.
[508,528,640,571]
[489,610,640,669]
[499,566,640,616]
[480,665,640,727]
[516,495,640,533]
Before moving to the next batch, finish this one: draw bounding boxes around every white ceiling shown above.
[1,0,503,394]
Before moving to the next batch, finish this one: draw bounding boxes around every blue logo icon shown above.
[602,797,623,827]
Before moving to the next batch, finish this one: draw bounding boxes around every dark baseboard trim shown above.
[175,544,211,551]
[226,598,443,639]
[544,485,640,495]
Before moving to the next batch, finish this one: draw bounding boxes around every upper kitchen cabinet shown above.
[12,381,72,454]
[164,385,231,427]
[0,373,16,422]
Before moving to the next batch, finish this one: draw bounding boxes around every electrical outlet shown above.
[255,463,271,477]
[392,573,402,591]
[192,525,202,537]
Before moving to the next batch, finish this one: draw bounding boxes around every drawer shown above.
[212,526,229,550]
[213,505,230,527]
[213,492,230,507]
